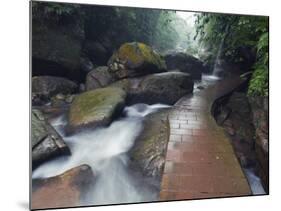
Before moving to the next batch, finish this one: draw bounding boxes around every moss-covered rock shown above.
[68,87,126,132]
[108,42,166,79]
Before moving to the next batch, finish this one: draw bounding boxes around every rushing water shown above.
[32,103,170,205]
[244,168,266,195]
[33,75,265,206]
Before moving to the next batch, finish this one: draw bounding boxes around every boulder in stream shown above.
[85,66,114,91]
[110,72,194,105]
[68,87,126,133]
[108,42,167,79]
[32,164,94,210]
[130,109,170,179]
[164,52,205,80]
[32,109,70,169]
[32,76,78,106]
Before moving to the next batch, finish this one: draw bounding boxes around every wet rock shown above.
[249,96,269,192]
[32,76,78,106]
[68,87,126,133]
[197,85,205,90]
[32,109,70,169]
[216,106,232,125]
[134,72,194,104]
[32,165,94,210]
[130,110,170,179]
[216,92,255,144]
[110,72,194,105]
[214,91,269,192]
[108,42,167,79]
[164,52,205,80]
[85,66,114,91]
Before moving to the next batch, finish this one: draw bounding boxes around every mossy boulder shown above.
[108,42,166,79]
[68,87,126,132]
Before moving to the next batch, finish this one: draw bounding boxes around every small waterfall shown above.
[212,25,230,76]
[212,38,224,76]
[32,103,170,206]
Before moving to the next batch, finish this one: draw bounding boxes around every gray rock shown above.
[32,76,78,105]
[32,109,70,169]
[85,66,114,91]
[164,52,205,79]
[110,72,194,105]
[130,110,170,179]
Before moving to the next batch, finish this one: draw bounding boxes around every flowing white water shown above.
[32,104,170,205]
[244,168,266,195]
[212,38,224,76]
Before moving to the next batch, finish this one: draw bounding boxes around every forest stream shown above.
[32,75,264,207]
[31,2,268,209]
[32,104,170,205]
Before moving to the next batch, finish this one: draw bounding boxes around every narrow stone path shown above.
[159,75,252,200]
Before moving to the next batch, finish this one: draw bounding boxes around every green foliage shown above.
[195,13,269,96]
[248,31,269,96]
[195,14,268,62]
[32,2,81,22]
[248,68,268,96]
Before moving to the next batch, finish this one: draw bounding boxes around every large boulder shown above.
[32,11,84,80]
[32,165,94,210]
[32,109,70,169]
[108,42,167,79]
[164,52,205,80]
[85,66,114,91]
[68,87,126,133]
[130,110,170,180]
[110,72,194,105]
[32,76,78,106]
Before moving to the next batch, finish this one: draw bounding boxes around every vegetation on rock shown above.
[195,13,269,96]
[68,87,126,131]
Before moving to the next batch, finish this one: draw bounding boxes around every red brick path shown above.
[159,76,252,200]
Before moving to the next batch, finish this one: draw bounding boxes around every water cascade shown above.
[32,104,170,205]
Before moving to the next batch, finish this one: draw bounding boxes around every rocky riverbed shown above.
[31,42,202,209]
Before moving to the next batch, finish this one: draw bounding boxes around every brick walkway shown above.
[159,75,252,201]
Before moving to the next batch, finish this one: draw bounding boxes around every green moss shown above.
[117,42,166,70]
[69,87,126,127]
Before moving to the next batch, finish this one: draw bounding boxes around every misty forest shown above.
[31,2,269,209]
